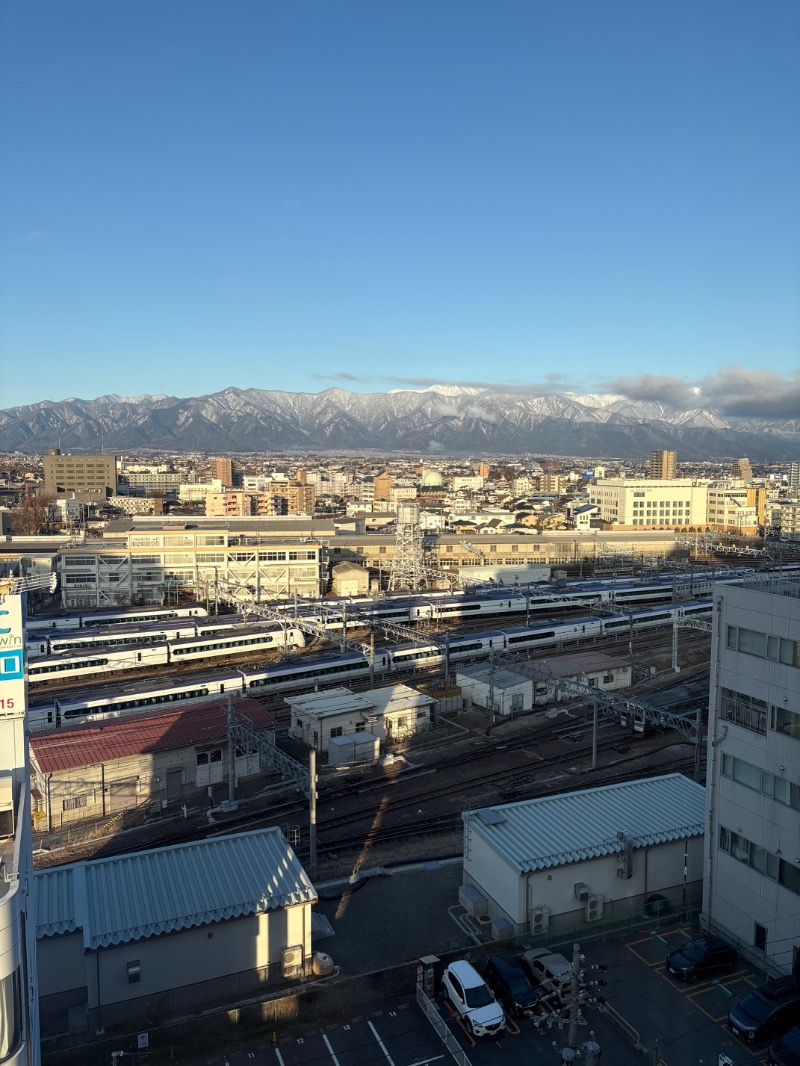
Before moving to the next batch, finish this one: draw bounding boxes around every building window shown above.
[330,727,343,738]
[719,687,768,735]
[754,924,768,952]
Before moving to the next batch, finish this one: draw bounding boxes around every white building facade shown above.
[462,774,705,938]
[703,576,800,974]
[589,479,709,529]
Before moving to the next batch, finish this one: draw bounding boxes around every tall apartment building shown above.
[286,482,315,515]
[731,458,753,479]
[210,458,234,488]
[43,449,117,502]
[0,584,41,1065]
[649,450,677,479]
[703,576,800,973]
[789,463,800,494]
[589,478,708,529]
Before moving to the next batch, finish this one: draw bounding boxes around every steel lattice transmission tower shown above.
[388,503,429,591]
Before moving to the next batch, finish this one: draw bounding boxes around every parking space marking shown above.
[407,1058,444,1065]
[322,1035,342,1066]
[274,1048,286,1066]
[368,1020,397,1066]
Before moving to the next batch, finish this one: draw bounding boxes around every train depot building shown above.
[35,828,317,1036]
[287,683,435,761]
[29,697,275,831]
[459,774,705,938]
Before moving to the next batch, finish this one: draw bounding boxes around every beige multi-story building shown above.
[373,471,393,501]
[205,492,286,517]
[649,450,677,480]
[286,482,315,515]
[535,474,565,495]
[706,482,766,535]
[589,478,709,529]
[43,449,117,503]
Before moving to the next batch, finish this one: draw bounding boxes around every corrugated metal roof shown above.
[31,698,275,774]
[35,827,316,948]
[466,774,705,873]
[35,866,78,938]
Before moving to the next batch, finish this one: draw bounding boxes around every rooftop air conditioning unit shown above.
[574,882,590,903]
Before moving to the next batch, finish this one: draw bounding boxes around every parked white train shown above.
[27,599,713,730]
[27,615,270,658]
[26,603,209,633]
[27,625,307,685]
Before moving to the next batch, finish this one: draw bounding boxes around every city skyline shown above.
[2,1,798,413]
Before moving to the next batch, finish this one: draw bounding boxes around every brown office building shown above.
[43,449,117,503]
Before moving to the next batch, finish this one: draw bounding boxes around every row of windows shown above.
[721,753,800,810]
[720,826,800,893]
[727,625,800,668]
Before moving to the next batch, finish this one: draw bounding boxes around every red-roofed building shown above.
[30,698,276,832]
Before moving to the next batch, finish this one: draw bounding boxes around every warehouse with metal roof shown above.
[459,773,705,939]
[35,827,317,1035]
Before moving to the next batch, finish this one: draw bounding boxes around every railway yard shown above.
[29,578,713,878]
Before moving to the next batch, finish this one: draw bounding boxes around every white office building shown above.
[703,575,800,973]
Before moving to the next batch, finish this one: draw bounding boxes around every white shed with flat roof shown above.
[287,687,378,753]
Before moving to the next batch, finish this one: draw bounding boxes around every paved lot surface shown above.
[184,861,774,1066]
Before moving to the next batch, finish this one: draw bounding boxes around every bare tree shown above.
[11,493,60,536]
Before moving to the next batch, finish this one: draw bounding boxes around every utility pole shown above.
[308,749,317,882]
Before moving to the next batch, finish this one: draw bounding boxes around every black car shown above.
[483,954,539,1017]
[665,935,738,982]
[769,1025,800,1066]
[728,976,800,1044]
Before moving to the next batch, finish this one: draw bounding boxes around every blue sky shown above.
[1,0,798,414]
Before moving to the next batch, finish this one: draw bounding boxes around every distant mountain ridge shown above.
[1,386,798,460]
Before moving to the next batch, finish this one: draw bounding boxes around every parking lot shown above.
[190,924,778,1066]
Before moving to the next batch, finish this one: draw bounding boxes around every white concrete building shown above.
[457,664,535,717]
[589,478,709,529]
[461,774,705,938]
[287,684,434,755]
[703,575,800,973]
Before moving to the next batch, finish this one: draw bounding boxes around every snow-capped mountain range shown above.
[1,386,798,460]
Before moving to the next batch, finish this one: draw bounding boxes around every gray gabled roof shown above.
[464,773,705,873]
[35,827,316,949]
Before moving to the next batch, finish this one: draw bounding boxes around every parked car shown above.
[728,976,800,1044]
[665,935,739,982]
[483,955,539,1017]
[521,947,573,1003]
[768,1025,800,1066]
[441,960,507,1037]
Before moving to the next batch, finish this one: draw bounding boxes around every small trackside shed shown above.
[36,827,317,1035]
[460,773,705,937]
